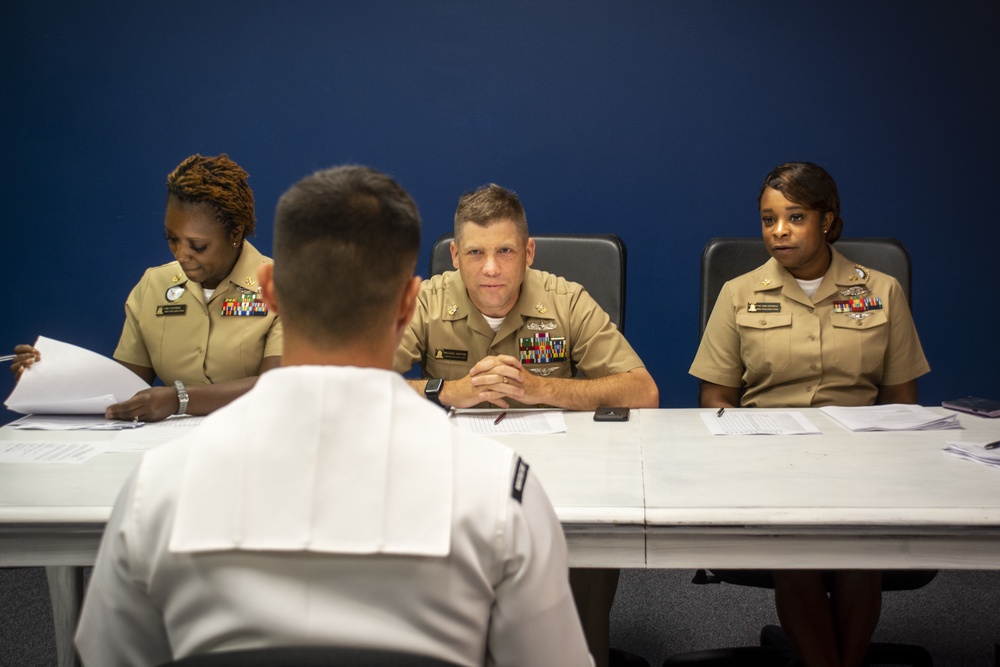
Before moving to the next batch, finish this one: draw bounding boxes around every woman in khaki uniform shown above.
[690,162,930,667]
[10,154,282,422]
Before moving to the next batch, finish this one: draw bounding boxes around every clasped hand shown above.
[465,354,534,409]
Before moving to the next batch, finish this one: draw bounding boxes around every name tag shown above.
[747,302,781,313]
[156,305,187,316]
[434,348,468,361]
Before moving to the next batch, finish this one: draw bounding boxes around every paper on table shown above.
[943,441,1000,469]
[450,410,567,435]
[701,410,821,435]
[4,336,150,415]
[9,414,145,431]
[108,416,205,452]
[0,440,110,464]
[820,404,961,431]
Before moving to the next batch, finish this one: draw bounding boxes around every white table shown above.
[641,408,1000,569]
[3,407,1000,667]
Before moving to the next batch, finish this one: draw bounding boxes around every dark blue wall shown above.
[3,1,998,420]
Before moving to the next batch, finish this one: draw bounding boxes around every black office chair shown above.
[157,645,463,667]
[428,233,628,333]
[672,237,935,667]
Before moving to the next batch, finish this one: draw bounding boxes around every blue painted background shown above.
[2,1,998,421]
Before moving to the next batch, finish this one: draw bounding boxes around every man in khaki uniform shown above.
[393,183,658,667]
[393,183,658,412]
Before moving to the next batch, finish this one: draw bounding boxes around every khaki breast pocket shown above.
[830,310,889,374]
[736,312,793,373]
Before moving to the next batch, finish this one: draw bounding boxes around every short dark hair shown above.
[453,184,528,242]
[273,165,421,344]
[759,162,843,243]
[166,154,256,239]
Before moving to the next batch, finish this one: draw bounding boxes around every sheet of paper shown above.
[820,404,961,431]
[4,336,150,415]
[943,440,1000,469]
[450,410,567,435]
[9,414,145,431]
[701,410,821,435]
[108,416,204,452]
[0,440,110,464]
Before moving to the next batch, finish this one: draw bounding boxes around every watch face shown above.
[425,378,443,394]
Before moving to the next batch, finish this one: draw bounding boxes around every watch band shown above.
[174,380,190,416]
[424,378,444,407]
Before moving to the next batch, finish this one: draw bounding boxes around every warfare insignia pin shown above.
[448,304,458,315]
[527,321,558,331]
[165,286,185,302]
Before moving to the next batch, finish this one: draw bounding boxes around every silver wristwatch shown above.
[174,380,189,416]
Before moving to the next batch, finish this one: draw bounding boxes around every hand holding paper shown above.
[4,336,150,415]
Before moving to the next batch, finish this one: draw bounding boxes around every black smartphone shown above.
[594,407,630,422]
[942,396,1000,418]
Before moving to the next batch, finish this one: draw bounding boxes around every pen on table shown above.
[984,440,1000,450]
[0,354,16,363]
[494,411,507,426]
[716,407,725,418]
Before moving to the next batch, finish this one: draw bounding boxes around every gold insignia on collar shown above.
[244,277,256,287]
[448,304,458,315]
[172,274,182,283]
[760,278,771,287]
[535,303,547,314]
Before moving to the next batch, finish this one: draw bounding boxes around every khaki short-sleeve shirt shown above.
[689,246,930,407]
[113,241,283,386]
[394,268,645,407]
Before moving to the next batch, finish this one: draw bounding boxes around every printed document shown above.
[4,336,149,415]
[701,410,820,435]
[450,410,567,435]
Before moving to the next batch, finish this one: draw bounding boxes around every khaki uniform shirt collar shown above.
[753,245,857,307]
[440,268,555,343]
[219,240,266,298]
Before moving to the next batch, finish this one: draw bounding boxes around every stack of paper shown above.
[944,441,1000,469]
[819,404,961,431]
[9,415,144,431]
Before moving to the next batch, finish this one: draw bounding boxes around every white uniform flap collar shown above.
[170,366,453,556]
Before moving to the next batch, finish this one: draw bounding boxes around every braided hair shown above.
[166,154,256,239]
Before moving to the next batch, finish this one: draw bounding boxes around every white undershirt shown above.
[483,315,504,333]
[796,277,824,299]
[203,288,215,302]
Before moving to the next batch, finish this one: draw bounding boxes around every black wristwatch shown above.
[424,378,444,407]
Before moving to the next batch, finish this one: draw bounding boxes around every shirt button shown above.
[808,335,816,341]
[810,364,818,371]
[805,386,812,392]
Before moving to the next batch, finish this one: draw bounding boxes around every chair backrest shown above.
[158,645,463,667]
[699,237,912,337]
[429,233,628,333]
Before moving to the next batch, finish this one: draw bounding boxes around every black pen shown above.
[716,407,725,418]
[984,440,1000,450]
[494,412,507,426]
